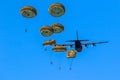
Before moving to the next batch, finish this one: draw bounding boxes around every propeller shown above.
[70,45,73,48]
[92,43,96,47]
[85,44,88,48]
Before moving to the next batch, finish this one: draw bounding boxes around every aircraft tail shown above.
[76,31,78,40]
[66,31,89,42]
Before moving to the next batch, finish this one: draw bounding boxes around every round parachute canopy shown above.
[20,6,37,18]
[52,46,67,52]
[40,26,54,37]
[66,50,76,58]
[48,3,65,17]
[43,40,56,46]
[50,23,64,33]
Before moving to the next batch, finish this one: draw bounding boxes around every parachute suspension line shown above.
[58,65,62,70]
[44,46,47,51]
[24,28,28,32]
[20,6,28,33]
[22,0,29,33]
[24,8,30,32]
[50,56,53,65]
[24,25,28,32]
[23,21,26,32]
[58,57,62,70]
[49,50,53,65]
[24,19,28,33]
[57,54,63,70]
[58,59,63,70]
[44,46,53,65]
[69,58,74,70]
[50,58,53,65]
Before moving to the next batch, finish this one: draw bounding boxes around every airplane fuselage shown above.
[75,40,82,52]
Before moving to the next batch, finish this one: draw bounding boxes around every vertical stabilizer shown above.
[66,31,89,42]
[76,31,78,40]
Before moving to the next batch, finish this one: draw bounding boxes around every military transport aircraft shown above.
[42,32,108,70]
[54,31,108,52]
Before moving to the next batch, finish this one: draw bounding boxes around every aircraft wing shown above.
[54,44,75,47]
[82,41,108,47]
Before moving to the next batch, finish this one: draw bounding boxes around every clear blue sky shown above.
[0,0,120,80]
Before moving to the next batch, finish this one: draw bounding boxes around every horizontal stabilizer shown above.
[66,40,76,42]
[66,40,89,42]
[79,40,89,41]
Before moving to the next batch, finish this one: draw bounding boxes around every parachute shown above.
[20,6,37,18]
[43,40,56,46]
[52,46,67,52]
[66,50,76,58]
[51,23,64,33]
[48,3,65,17]
[40,26,54,37]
